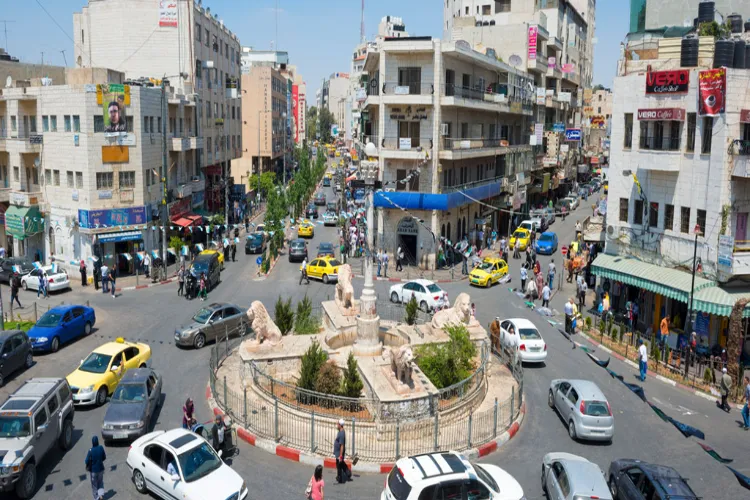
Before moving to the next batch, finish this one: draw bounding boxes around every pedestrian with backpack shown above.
[85,435,107,500]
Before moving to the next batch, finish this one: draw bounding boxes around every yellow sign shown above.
[96,84,131,106]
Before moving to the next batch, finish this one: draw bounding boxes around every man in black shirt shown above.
[334,418,348,483]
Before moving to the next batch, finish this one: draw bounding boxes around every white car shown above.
[127,428,248,500]
[21,266,71,292]
[562,196,579,210]
[255,224,265,233]
[497,318,547,363]
[519,220,541,233]
[382,451,524,500]
[389,279,448,312]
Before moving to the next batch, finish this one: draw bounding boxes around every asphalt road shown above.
[1,178,747,499]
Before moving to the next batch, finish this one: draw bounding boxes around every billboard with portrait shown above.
[98,84,130,136]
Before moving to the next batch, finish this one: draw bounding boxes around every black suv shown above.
[245,233,266,254]
[608,459,698,499]
[0,258,35,284]
[306,203,318,219]
[0,330,33,387]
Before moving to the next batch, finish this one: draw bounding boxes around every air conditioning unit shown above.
[440,123,449,136]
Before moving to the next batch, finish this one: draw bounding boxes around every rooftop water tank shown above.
[714,38,734,68]
[734,39,746,69]
[698,1,715,24]
[727,13,743,33]
[681,36,699,67]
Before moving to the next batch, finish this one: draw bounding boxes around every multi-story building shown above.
[629,0,750,33]
[582,87,612,158]
[361,36,538,268]
[319,73,350,136]
[73,0,242,216]
[292,71,307,147]
[0,67,202,273]
[598,26,750,352]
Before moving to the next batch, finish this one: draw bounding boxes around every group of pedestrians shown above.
[519,249,554,308]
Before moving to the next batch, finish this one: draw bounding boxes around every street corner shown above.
[465,400,526,461]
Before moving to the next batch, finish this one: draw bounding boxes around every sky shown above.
[5,0,630,97]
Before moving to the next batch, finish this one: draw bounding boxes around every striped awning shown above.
[591,253,713,303]
[693,286,750,318]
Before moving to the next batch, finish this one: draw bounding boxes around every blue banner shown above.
[79,206,150,229]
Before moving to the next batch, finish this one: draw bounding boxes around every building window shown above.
[620,199,630,223]
[157,116,162,133]
[96,172,113,189]
[664,204,674,231]
[10,116,16,132]
[143,116,149,133]
[76,172,83,188]
[13,166,19,182]
[126,116,134,132]
[696,209,706,234]
[64,115,71,132]
[482,4,491,15]
[44,169,51,184]
[397,67,422,94]
[50,116,57,132]
[634,199,644,225]
[72,115,80,132]
[624,113,633,148]
[497,0,512,13]
[686,113,696,152]
[53,170,60,186]
[29,116,36,133]
[94,115,104,132]
[66,171,74,188]
[669,121,681,150]
[680,207,690,233]
[396,169,419,191]
[649,202,659,228]
[195,23,201,41]
[149,116,154,133]
[42,116,49,132]
[119,171,135,189]
[398,121,420,148]
[638,121,648,148]
[701,117,713,154]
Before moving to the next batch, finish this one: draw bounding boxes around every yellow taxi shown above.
[66,337,152,406]
[469,257,509,288]
[200,248,224,269]
[303,255,341,284]
[509,228,531,251]
[298,220,315,238]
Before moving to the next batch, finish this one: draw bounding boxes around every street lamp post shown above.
[685,223,702,378]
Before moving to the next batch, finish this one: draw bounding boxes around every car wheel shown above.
[22,281,28,291]
[568,420,577,440]
[15,462,36,499]
[96,386,108,406]
[322,274,330,284]
[58,418,73,450]
[25,352,33,369]
[139,363,147,369]
[609,475,618,498]
[133,469,148,494]
[50,337,60,353]
[0,372,4,387]
[419,301,429,313]
[194,333,206,349]
[548,390,555,408]
[390,292,400,303]
[84,321,92,335]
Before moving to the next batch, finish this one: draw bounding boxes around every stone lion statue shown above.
[246,300,282,346]
[388,345,415,386]
[335,264,354,310]
[431,292,479,331]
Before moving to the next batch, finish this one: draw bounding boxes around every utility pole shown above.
[360,0,366,44]
[161,79,169,275]
[0,20,14,53]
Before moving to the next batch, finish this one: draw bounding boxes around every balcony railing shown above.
[381,136,432,150]
[442,137,510,150]
[442,84,509,103]
[731,139,750,155]
[441,175,507,194]
[382,82,434,96]
[639,136,680,152]
[362,135,379,147]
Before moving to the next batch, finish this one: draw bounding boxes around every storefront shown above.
[5,203,44,260]
[79,206,152,277]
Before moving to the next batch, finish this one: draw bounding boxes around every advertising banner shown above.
[535,123,543,144]
[590,116,607,129]
[741,110,750,123]
[159,1,178,28]
[558,92,572,103]
[536,87,545,105]
[698,68,726,117]
[645,70,689,94]
[564,129,582,141]
[292,85,299,144]
[527,26,538,60]
[78,206,149,229]
[99,84,129,136]
[637,108,685,121]
[548,56,556,68]
[561,63,576,74]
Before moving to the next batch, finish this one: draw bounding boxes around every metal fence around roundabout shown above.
[210,332,523,462]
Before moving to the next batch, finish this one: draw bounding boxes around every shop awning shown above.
[97,230,143,243]
[172,218,193,228]
[692,286,750,318]
[591,253,713,302]
[4,205,42,240]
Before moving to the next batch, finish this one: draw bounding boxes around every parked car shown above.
[0,378,75,498]
[382,450,524,500]
[469,258,509,288]
[254,224,265,234]
[306,203,319,218]
[288,238,308,262]
[189,253,221,291]
[174,302,248,349]
[102,368,162,443]
[303,256,341,284]
[0,330,33,387]
[544,207,556,224]
[66,337,152,406]
[0,258,35,284]
[317,242,335,258]
[607,459,698,500]
[548,379,614,442]
[497,318,547,363]
[314,192,327,206]
[541,452,612,500]
[28,304,96,353]
[323,211,337,226]
[322,177,331,187]
[530,209,552,228]
[389,279,449,312]
[562,196,579,210]
[21,265,71,293]
[244,233,266,255]
[127,428,248,500]
[535,231,559,255]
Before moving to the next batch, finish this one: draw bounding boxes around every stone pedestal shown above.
[354,286,382,356]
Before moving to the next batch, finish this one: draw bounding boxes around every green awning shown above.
[591,253,713,303]
[4,205,42,240]
[693,286,750,318]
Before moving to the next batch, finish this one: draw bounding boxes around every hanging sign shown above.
[159,0,178,27]
[698,68,726,117]
[527,26,538,60]
[645,70,690,94]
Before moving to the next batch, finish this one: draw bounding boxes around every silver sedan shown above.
[101,368,162,443]
[548,379,614,442]
[541,452,612,500]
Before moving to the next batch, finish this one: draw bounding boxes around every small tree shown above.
[405,295,419,325]
[315,361,341,395]
[274,296,294,335]
[416,324,477,389]
[169,236,184,257]
[584,316,592,332]
[298,340,327,394]
[612,327,620,343]
[341,352,364,399]
[295,295,321,335]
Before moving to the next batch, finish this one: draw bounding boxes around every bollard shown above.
[311,412,315,453]
[510,386,515,424]
[351,418,356,457]
[86,300,90,307]
[467,412,473,448]
[493,397,498,437]
[434,413,439,451]
[243,388,247,428]
[274,398,279,442]
[223,376,227,408]
[395,421,400,459]
[33,302,38,322]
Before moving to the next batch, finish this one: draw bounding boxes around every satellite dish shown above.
[607,225,615,235]
[5,75,11,88]
[509,55,522,67]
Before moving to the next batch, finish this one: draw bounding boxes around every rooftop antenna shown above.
[60,49,67,66]
[275,0,279,51]
[0,20,14,52]
[360,0,365,43]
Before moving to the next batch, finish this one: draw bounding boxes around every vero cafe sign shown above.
[645,69,690,95]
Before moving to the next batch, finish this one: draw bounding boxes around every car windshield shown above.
[513,230,526,239]
[36,311,63,327]
[476,262,495,272]
[0,416,31,438]
[178,442,223,483]
[387,467,412,500]
[192,308,213,324]
[427,284,442,293]
[519,328,541,340]
[248,234,263,244]
[582,400,610,416]
[319,244,333,251]
[111,383,147,403]
[291,241,305,249]
[190,262,208,275]
[474,464,499,493]
[79,352,113,374]
[539,234,554,242]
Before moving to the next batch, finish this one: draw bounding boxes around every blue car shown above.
[27,304,96,353]
[535,231,558,255]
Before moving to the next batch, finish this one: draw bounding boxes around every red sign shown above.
[645,70,690,94]
[741,110,750,123]
[168,197,191,219]
[292,84,300,144]
[637,108,686,121]
[561,246,568,256]
[528,26,538,61]
[698,68,726,117]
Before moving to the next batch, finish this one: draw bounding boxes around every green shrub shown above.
[260,256,270,274]
[169,236,185,257]
[405,295,419,325]
[295,295,321,335]
[274,296,294,335]
[341,352,364,399]
[298,340,327,394]
[598,318,605,334]
[703,366,713,384]
[415,324,477,389]
[612,327,619,343]
[584,316,592,332]
[314,361,341,395]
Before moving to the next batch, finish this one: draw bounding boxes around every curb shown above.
[205,383,526,473]
[576,330,743,409]
[353,274,469,284]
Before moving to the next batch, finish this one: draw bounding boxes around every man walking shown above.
[376,249,382,277]
[101,263,110,293]
[564,297,575,334]
[85,435,107,500]
[334,419,349,483]
[142,253,151,279]
[177,266,185,296]
[742,376,750,430]
[520,264,528,292]
[299,257,310,285]
[396,246,404,272]
[542,283,551,308]
[547,259,556,289]
[231,241,237,262]
[10,272,22,309]
[719,367,732,412]
[578,278,587,310]
[638,339,648,382]
[383,251,389,277]
[80,259,88,286]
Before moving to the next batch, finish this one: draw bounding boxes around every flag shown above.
[12,265,21,273]
[136,252,145,261]
[223,238,230,246]
[33,261,42,269]
[120,253,132,261]
[50,263,58,274]
[234,237,240,244]
[622,382,647,403]
[698,443,733,464]
[88,256,99,262]
[181,246,190,256]
[151,250,160,259]
[586,352,610,368]
[167,248,177,256]
[195,244,204,252]
[727,466,750,491]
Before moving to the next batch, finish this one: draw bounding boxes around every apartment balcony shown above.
[439,137,533,160]
[440,85,532,116]
[639,136,680,152]
[527,56,547,73]
[0,186,11,203]
[378,82,434,106]
[379,136,432,160]
[547,66,562,79]
[441,175,508,194]
[550,37,563,51]
[0,133,43,154]
[191,176,206,193]
[730,140,750,177]
[170,137,191,152]
[9,189,44,207]
[562,71,581,88]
